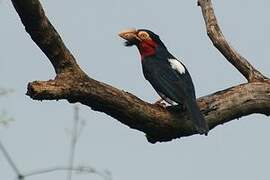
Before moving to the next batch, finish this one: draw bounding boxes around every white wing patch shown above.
[168,58,185,74]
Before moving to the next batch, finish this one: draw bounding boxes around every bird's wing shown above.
[143,58,196,104]
[143,57,208,134]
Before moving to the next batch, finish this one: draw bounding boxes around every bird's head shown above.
[118,28,167,59]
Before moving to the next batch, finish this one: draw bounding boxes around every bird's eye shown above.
[138,31,150,40]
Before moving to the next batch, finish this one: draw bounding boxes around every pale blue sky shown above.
[0,0,270,180]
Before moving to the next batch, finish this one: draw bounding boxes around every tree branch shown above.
[197,0,268,82]
[11,0,270,143]
[27,79,270,143]
[11,0,83,76]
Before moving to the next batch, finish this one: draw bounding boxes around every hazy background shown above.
[0,0,269,179]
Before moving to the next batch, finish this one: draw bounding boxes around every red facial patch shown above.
[138,39,157,59]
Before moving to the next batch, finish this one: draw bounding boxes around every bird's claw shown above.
[154,99,167,108]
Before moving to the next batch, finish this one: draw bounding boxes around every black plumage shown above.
[119,29,209,134]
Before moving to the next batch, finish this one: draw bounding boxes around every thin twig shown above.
[0,140,23,179]
[67,105,80,180]
[23,165,102,178]
[0,104,110,179]
[77,118,86,139]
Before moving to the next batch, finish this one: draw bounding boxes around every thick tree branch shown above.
[11,0,270,143]
[197,0,268,82]
[11,0,84,76]
[28,79,270,143]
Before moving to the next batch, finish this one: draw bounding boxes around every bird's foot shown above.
[154,99,166,108]
[167,103,186,112]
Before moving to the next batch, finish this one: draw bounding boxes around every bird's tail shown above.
[186,99,209,135]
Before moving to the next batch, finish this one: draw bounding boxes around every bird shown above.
[118,28,209,134]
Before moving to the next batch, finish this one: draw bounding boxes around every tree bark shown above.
[197,0,267,82]
[11,0,270,143]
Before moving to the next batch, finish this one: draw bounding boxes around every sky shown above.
[0,0,270,180]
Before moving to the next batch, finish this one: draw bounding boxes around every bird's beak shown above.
[118,28,141,42]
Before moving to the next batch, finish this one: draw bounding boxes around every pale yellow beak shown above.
[118,28,141,41]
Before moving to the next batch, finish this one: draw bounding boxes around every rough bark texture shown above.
[11,0,270,143]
